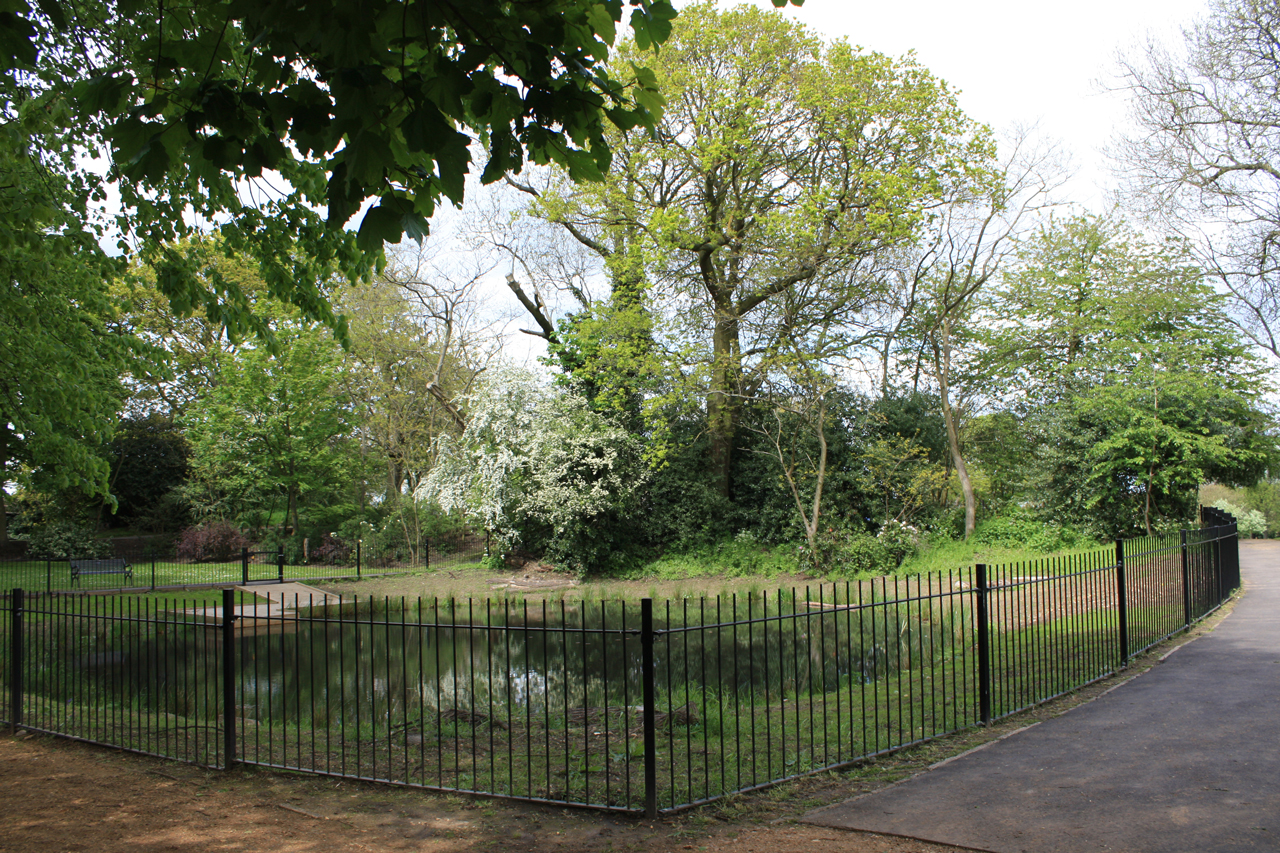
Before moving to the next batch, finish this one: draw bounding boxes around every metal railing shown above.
[0,511,1241,816]
[0,533,485,594]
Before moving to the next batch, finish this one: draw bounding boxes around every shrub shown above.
[24,521,110,559]
[800,526,896,578]
[971,509,1080,553]
[176,521,251,562]
[307,532,353,565]
[877,520,922,567]
[1211,499,1267,538]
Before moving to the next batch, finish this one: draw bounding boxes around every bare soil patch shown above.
[0,731,968,853]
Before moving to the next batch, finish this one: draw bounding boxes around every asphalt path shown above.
[804,540,1280,853]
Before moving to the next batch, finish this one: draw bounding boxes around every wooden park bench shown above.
[69,558,133,587]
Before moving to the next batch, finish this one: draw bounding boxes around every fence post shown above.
[241,547,249,585]
[222,588,237,769]
[356,539,362,579]
[276,547,285,583]
[150,547,157,591]
[1180,529,1191,629]
[1225,519,1240,597]
[1115,540,1129,666]
[9,588,22,732]
[974,565,991,727]
[641,598,658,818]
[45,559,51,594]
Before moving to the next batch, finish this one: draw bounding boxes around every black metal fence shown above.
[0,530,486,594]
[0,511,1240,817]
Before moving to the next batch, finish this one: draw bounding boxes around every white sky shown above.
[780,0,1211,210]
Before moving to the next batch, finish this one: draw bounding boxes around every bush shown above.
[1211,499,1267,538]
[307,532,353,565]
[877,520,922,567]
[176,521,251,562]
[800,526,896,578]
[24,520,110,559]
[971,509,1081,553]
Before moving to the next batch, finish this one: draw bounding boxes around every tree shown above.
[183,322,362,536]
[101,413,191,533]
[115,237,275,419]
[1116,0,1280,357]
[980,214,1276,536]
[893,132,1062,537]
[340,244,494,502]
[0,120,159,539]
[0,0,780,339]
[511,2,996,495]
[417,367,647,573]
[4,0,779,513]
[1036,374,1273,538]
[749,370,834,560]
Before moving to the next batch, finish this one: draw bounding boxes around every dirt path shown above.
[0,732,964,853]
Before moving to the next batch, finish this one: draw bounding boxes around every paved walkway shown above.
[804,540,1280,853]
[184,582,340,623]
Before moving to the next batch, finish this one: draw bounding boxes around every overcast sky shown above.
[779,0,1211,209]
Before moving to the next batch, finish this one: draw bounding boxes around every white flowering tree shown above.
[417,367,647,570]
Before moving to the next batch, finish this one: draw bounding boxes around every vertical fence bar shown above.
[276,547,285,583]
[356,540,362,579]
[641,598,657,819]
[1115,540,1129,666]
[45,559,51,593]
[150,548,157,591]
[1225,519,1240,596]
[974,566,991,727]
[9,589,22,732]
[241,547,249,586]
[1213,521,1224,603]
[222,588,237,769]
[1180,530,1191,629]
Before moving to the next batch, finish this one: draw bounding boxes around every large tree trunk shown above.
[707,305,741,497]
[933,328,975,538]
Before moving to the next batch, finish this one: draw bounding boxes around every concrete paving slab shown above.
[803,540,1280,853]
[183,582,340,624]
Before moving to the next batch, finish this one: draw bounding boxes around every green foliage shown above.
[114,237,271,417]
[0,0,702,343]
[1243,481,1280,537]
[531,2,996,494]
[983,214,1278,538]
[964,412,1034,519]
[876,520,923,566]
[102,414,191,532]
[970,509,1082,553]
[801,526,896,579]
[1210,499,1267,538]
[21,519,110,559]
[632,534,797,581]
[182,320,367,534]
[728,390,951,547]
[0,107,161,512]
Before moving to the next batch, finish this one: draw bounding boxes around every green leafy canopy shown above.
[0,0,793,343]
